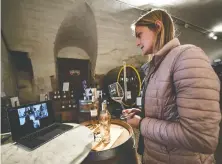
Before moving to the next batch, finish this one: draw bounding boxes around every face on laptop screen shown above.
[18,103,49,129]
[8,101,55,140]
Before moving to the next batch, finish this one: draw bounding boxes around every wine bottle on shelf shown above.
[82,80,87,91]
[57,91,61,99]
[14,101,18,107]
[53,91,57,100]
[68,100,71,109]
[136,91,142,109]
[88,88,92,101]
[45,94,48,101]
[61,101,65,109]
[63,91,67,99]
[99,100,111,144]
[92,92,95,102]
[70,90,74,99]
[72,99,77,108]
[83,93,87,100]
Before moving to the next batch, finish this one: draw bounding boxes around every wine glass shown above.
[108,82,128,120]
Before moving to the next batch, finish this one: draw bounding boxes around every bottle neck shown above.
[101,100,107,111]
[102,105,106,111]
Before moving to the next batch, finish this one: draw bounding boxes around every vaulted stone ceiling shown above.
[2,0,222,79]
[54,2,97,71]
[120,0,222,35]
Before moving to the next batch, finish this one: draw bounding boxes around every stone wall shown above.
[1,0,222,100]
[1,37,17,97]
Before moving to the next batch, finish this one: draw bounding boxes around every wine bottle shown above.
[83,93,87,100]
[70,90,74,98]
[45,94,48,101]
[97,90,102,117]
[61,101,65,109]
[90,105,98,123]
[14,101,18,107]
[53,91,57,100]
[136,91,143,109]
[99,100,111,144]
[68,100,71,108]
[57,91,61,99]
[63,91,67,99]
[88,88,92,101]
[72,99,77,108]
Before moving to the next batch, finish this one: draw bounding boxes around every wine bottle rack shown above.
[49,90,78,123]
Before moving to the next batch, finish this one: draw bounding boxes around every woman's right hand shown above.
[122,108,141,119]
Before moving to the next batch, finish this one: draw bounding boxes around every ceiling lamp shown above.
[119,0,186,7]
[212,23,222,32]
[208,32,218,40]
[213,36,218,40]
[208,32,215,38]
[147,0,185,7]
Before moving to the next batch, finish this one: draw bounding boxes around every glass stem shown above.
[120,102,125,110]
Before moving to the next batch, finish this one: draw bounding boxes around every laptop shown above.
[7,100,73,150]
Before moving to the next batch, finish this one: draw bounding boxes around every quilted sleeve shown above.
[140,47,221,153]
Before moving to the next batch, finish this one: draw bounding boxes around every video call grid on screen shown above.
[18,103,49,129]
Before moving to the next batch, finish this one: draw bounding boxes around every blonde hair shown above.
[132,9,175,53]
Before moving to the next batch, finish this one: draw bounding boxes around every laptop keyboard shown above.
[19,123,73,149]
[24,124,60,141]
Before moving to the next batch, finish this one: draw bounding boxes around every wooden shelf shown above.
[51,98,78,123]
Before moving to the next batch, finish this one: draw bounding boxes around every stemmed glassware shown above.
[108,82,128,120]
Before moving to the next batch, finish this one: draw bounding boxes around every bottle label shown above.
[90,110,97,117]
[136,97,142,106]
[126,91,132,99]
[102,105,108,111]
[92,96,95,102]
[100,113,107,120]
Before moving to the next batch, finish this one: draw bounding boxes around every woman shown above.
[123,9,221,164]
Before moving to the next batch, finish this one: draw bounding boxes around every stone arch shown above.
[54,1,97,74]
[57,46,90,60]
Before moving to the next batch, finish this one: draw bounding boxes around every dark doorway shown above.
[10,51,34,104]
[57,58,91,98]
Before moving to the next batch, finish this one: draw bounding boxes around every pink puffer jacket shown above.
[140,38,221,164]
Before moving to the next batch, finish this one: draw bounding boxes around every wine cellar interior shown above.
[1,0,222,164]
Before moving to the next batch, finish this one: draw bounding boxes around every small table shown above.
[1,123,94,164]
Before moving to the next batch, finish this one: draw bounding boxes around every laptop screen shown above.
[7,100,55,141]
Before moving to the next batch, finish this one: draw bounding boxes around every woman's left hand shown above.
[126,115,142,129]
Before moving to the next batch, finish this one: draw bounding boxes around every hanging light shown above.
[212,23,222,32]
[208,32,214,38]
[213,36,218,40]
[121,0,186,7]
[130,24,135,31]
